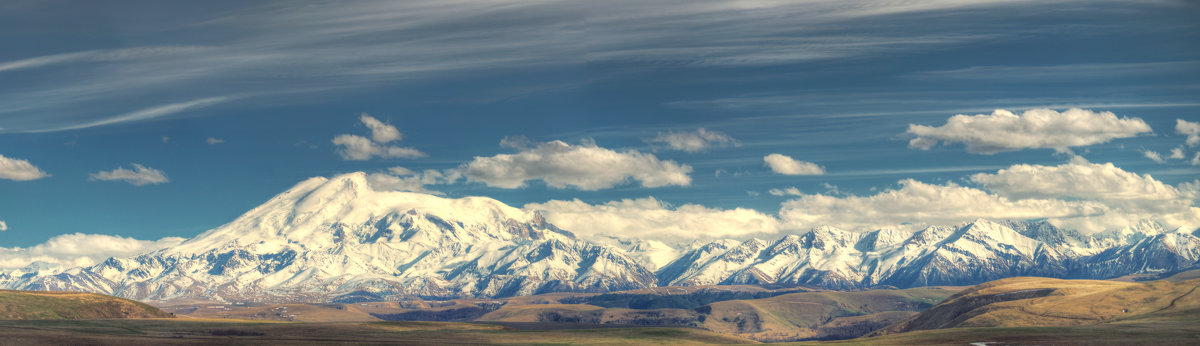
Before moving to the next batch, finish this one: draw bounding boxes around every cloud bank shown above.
[0,233,185,270]
[526,197,780,241]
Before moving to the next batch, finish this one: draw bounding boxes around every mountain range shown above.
[3,172,1199,303]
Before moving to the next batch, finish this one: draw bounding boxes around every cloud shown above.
[161,136,170,143]
[88,164,169,186]
[778,159,1200,234]
[26,97,231,133]
[970,157,1187,209]
[364,166,461,194]
[332,114,425,160]
[1144,150,1166,164]
[0,220,6,231]
[768,187,804,196]
[778,179,1106,232]
[462,140,692,190]
[525,197,780,242]
[0,233,185,269]
[0,154,49,181]
[907,108,1152,154]
[1170,146,1186,160]
[1178,119,1200,146]
[1194,152,1200,166]
[0,0,1124,132]
[206,137,225,144]
[359,114,403,143]
[646,128,739,152]
[764,153,825,175]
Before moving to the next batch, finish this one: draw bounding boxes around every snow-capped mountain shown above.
[3,172,1199,303]
[0,173,656,303]
[660,219,1200,289]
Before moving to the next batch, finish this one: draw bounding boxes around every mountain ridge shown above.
[2,172,1198,303]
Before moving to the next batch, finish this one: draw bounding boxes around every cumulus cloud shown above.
[764,153,825,175]
[526,197,780,241]
[333,114,425,160]
[462,140,692,190]
[88,163,169,186]
[0,233,185,269]
[776,159,1200,234]
[1178,119,1200,146]
[1170,146,1186,160]
[0,154,49,181]
[778,179,1107,232]
[647,128,739,153]
[1193,152,1200,166]
[1143,150,1166,164]
[206,137,225,144]
[0,220,6,231]
[970,157,1187,210]
[907,108,1152,154]
[365,166,461,194]
[360,114,402,143]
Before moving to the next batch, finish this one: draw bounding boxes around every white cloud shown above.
[777,159,1200,234]
[0,233,185,270]
[1170,146,1186,160]
[778,179,1106,232]
[647,128,739,152]
[332,114,425,160]
[0,220,6,231]
[1144,150,1166,164]
[359,114,402,143]
[28,97,231,133]
[1193,152,1200,166]
[525,197,780,242]
[206,137,225,145]
[1178,119,1200,147]
[764,153,825,175]
[970,157,1186,209]
[907,108,1152,154]
[364,166,461,194]
[0,154,49,181]
[462,140,692,190]
[768,186,804,196]
[88,164,169,186]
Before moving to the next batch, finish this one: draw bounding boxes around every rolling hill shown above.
[0,290,171,320]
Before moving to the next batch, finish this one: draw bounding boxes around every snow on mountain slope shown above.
[658,219,1198,289]
[2,173,656,303]
[3,172,1198,302]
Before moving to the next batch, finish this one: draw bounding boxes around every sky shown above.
[1,0,1199,268]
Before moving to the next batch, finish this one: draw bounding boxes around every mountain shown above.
[2,172,1199,303]
[659,219,1200,289]
[1,173,656,303]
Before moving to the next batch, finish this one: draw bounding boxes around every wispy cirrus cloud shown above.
[0,0,1146,132]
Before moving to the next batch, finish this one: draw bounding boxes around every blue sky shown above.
[1,1,1199,257]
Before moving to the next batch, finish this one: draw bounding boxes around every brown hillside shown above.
[0,290,171,320]
[873,276,1200,336]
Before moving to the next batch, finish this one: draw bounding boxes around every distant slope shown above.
[700,287,957,342]
[873,276,1200,336]
[0,290,170,320]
